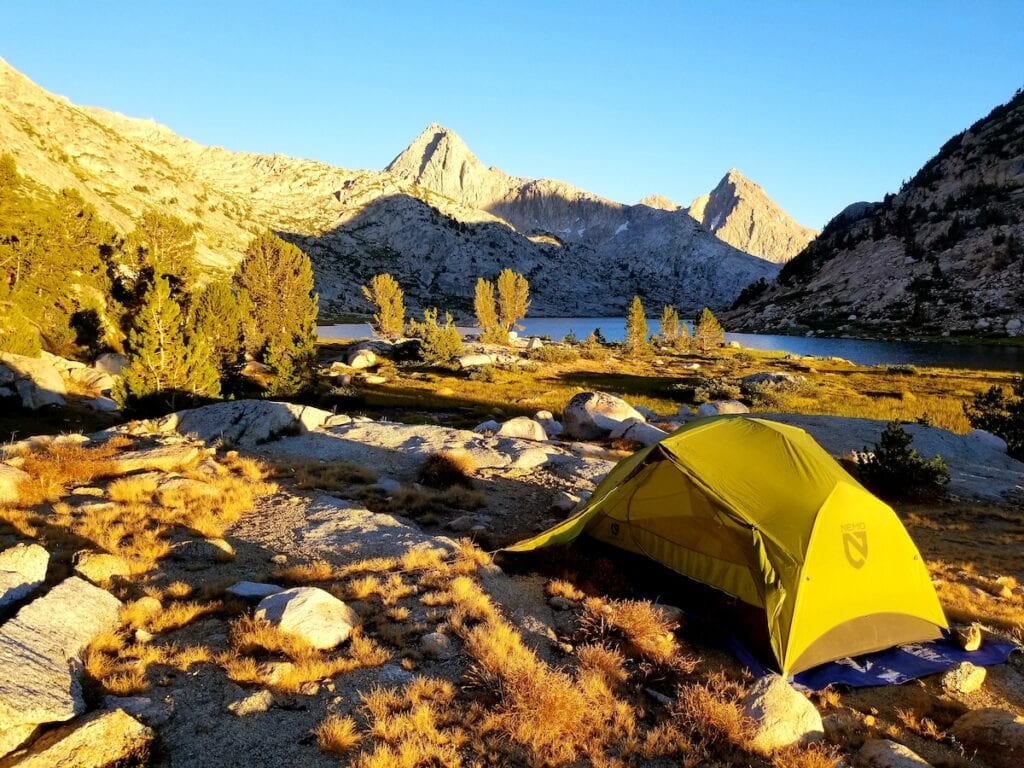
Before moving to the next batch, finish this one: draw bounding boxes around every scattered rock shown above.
[609,418,668,447]
[942,662,986,695]
[161,400,333,448]
[0,466,29,506]
[108,444,202,475]
[0,709,152,767]
[953,623,982,651]
[855,739,932,767]
[369,476,402,495]
[378,664,415,685]
[169,537,235,563]
[550,491,580,513]
[226,582,285,601]
[563,391,645,440]
[741,674,824,754]
[72,552,131,585]
[346,348,378,369]
[420,632,456,659]
[227,689,274,717]
[101,696,173,727]
[696,400,750,417]
[740,372,802,393]
[446,515,490,533]
[548,596,573,611]
[0,353,66,409]
[509,447,550,471]
[362,374,387,385]
[497,416,547,442]
[458,353,494,369]
[0,577,122,734]
[0,544,48,612]
[94,353,127,376]
[950,708,1024,768]
[472,420,501,434]
[323,413,352,428]
[255,587,359,650]
[67,367,115,394]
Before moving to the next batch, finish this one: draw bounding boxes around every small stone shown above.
[134,629,154,644]
[420,632,456,660]
[227,689,274,717]
[255,587,359,650]
[70,487,105,498]
[0,465,30,506]
[378,664,415,685]
[548,596,573,611]
[496,416,548,442]
[225,582,284,601]
[169,537,235,563]
[942,662,986,695]
[855,738,932,767]
[509,448,549,470]
[550,491,580,514]
[953,623,982,651]
[73,551,131,585]
[270,554,288,565]
[741,674,824,754]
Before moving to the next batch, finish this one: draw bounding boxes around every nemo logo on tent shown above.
[842,523,869,568]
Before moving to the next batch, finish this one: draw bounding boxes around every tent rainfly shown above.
[505,416,947,675]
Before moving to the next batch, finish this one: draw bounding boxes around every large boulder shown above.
[967,429,1007,454]
[740,674,824,754]
[855,739,932,767]
[0,544,49,612]
[496,417,548,442]
[0,353,66,409]
[0,709,153,767]
[458,353,494,370]
[0,578,122,735]
[160,400,333,447]
[949,708,1024,768]
[255,587,359,650]
[562,392,645,440]
[609,418,668,447]
[0,465,29,506]
[696,400,750,417]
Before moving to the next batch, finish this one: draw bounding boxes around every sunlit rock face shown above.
[728,89,1024,337]
[688,169,817,264]
[0,59,777,318]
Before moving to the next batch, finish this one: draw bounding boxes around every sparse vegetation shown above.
[405,307,463,364]
[964,376,1024,458]
[474,276,506,344]
[857,420,949,501]
[361,273,405,340]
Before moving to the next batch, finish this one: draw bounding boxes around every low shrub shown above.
[856,421,949,501]
[963,376,1024,459]
[527,345,579,364]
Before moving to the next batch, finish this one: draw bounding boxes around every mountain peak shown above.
[689,170,816,263]
[638,193,679,211]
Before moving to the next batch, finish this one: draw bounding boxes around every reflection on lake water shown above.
[318,318,1024,372]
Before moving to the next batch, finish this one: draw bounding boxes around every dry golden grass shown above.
[546,578,586,602]
[316,714,361,756]
[9,436,132,506]
[223,616,389,693]
[771,743,843,768]
[272,559,338,584]
[107,474,159,503]
[580,597,694,671]
[147,600,221,633]
[675,678,753,752]
[416,450,476,489]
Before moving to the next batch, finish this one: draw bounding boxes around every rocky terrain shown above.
[729,88,1024,338]
[688,169,817,263]
[0,392,1022,767]
[0,60,782,318]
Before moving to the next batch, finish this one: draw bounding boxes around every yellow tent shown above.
[506,416,947,675]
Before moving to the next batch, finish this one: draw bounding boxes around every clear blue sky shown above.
[2,1,1021,229]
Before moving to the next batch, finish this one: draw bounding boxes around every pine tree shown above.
[496,268,529,334]
[192,280,243,377]
[694,307,725,354]
[675,316,691,352]
[116,277,220,409]
[361,273,405,340]
[234,230,318,395]
[474,277,505,344]
[659,305,680,345]
[127,209,197,295]
[624,296,649,355]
